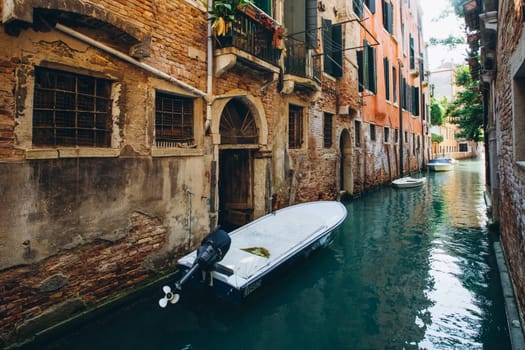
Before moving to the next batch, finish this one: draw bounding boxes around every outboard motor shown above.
[159,228,231,308]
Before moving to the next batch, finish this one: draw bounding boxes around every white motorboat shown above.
[392,176,427,188]
[427,158,454,171]
[159,201,347,306]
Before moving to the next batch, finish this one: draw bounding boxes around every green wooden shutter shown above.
[368,44,376,93]
[306,0,318,49]
[384,57,390,101]
[353,0,363,18]
[254,0,271,15]
[357,50,364,92]
[366,0,376,13]
[333,23,343,77]
[322,18,333,75]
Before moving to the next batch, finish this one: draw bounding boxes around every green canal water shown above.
[38,158,511,350]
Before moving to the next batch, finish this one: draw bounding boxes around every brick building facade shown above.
[0,0,379,346]
[466,0,525,331]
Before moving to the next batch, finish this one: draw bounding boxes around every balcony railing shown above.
[284,39,321,83]
[216,10,281,67]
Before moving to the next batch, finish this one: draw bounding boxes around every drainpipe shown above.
[399,59,404,177]
[206,0,214,133]
[55,23,207,97]
[206,0,218,229]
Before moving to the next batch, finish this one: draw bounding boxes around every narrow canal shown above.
[37,158,511,350]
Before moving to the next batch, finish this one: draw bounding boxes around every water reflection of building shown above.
[429,63,477,159]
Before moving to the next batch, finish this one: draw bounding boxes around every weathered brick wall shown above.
[495,1,525,319]
[0,0,212,346]
[0,211,168,345]
[0,56,16,158]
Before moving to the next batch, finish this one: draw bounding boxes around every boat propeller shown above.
[158,228,231,308]
[158,285,180,308]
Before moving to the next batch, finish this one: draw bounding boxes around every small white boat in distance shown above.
[427,158,454,172]
[392,176,426,189]
[159,201,347,306]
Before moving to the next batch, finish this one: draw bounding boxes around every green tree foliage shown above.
[430,97,445,126]
[449,0,465,16]
[428,35,465,49]
[431,133,444,144]
[446,65,484,142]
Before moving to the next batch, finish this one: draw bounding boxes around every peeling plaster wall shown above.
[0,0,212,345]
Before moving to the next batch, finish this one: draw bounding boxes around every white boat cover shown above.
[178,201,347,289]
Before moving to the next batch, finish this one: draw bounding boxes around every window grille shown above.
[288,105,304,149]
[323,112,333,148]
[33,67,112,147]
[155,92,194,147]
[355,120,361,147]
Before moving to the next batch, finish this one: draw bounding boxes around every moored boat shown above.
[427,158,454,172]
[392,176,426,188]
[159,201,347,306]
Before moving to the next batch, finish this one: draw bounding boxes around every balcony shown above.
[281,38,321,94]
[214,5,282,76]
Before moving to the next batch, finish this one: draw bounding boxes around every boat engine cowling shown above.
[159,228,231,308]
[194,228,231,271]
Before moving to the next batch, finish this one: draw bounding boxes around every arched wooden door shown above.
[218,99,258,231]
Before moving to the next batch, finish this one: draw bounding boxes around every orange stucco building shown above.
[353,0,430,188]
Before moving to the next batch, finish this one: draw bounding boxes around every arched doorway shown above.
[218,99,258,231]
[339,129,353,196]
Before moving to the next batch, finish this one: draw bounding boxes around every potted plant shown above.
[208,0,250,37]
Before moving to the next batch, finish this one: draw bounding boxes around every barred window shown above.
[355,120,361,148]
[289,105,304,149]
[33,67,112,147]
[155,92,194,147]
[323,112,333,148]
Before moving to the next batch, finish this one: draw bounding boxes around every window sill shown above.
[151,148,204,157]
[25,148,120,159]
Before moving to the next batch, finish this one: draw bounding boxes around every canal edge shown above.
[494,241,525,350]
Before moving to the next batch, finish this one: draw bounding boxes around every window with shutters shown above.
[357,40,377,93]
[392,66,397,103]
[409,35,415,69]
[155,91,194,147]
[411,86,419,116]
[323,112,333,148]
[382,0,393,34]
[289,104,304,149]
[322,18,343,78]
[33,67,112,147]
[384,57,390,101]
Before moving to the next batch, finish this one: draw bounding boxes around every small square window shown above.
[355,120,361,148]
[323,112,333,148]
[289,104,304,149]
[155,91,194,147]
[33,67,112,147]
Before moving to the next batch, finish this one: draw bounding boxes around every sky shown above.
[420,0,468,70]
